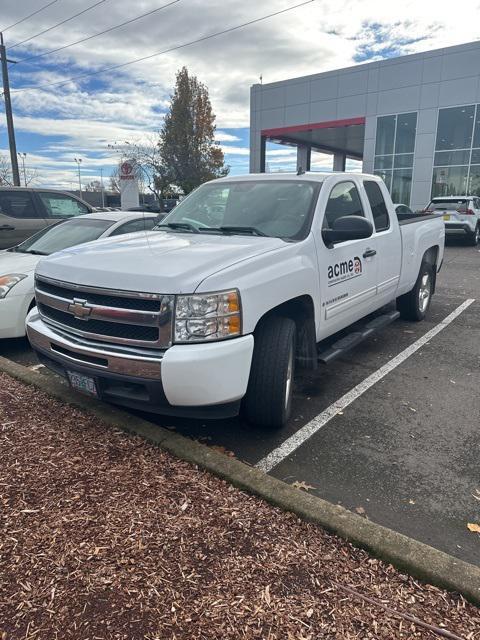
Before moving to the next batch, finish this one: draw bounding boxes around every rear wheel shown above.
[243,316,296,428]
[466,224,480,246]
[396,263,433,321]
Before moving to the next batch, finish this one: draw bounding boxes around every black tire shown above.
[396,262,433,321]
[243,316,296,428]
[466,224,480,246]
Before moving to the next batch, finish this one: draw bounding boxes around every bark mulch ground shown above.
[0,371,479,640]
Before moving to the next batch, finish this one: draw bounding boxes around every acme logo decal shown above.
[327,257,362,286]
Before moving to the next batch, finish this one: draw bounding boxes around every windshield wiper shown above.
[207,225,267,237]
[156,222,199,233]
[24,249,48,255]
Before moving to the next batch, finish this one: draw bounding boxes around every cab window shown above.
[0,190,39,218]
[39,192,90,218]
[364,180,390,232]
[323,181,364,231]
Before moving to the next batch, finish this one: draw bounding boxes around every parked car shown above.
[0,187,94,250]
[394,203,414,215]
[162,198,179,213]
[27,173,445,427]
[423,196,480,245]
[0,211,159,339]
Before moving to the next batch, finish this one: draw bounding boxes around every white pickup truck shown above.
[27,173,445,427]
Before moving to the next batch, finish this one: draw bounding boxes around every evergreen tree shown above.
[160,67,229,194]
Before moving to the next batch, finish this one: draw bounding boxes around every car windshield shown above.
[9,218,113,255]
[157,180,321,240]
[428,199,468,211]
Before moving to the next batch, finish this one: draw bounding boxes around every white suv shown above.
[425,196,480,245]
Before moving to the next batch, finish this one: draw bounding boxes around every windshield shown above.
[158,180,320,240]
[10,218,113,255]
[428,199,468,211]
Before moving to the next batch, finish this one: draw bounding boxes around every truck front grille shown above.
[35,276,174,349]
[36,280,161,312]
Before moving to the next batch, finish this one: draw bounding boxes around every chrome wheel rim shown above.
[418,273,431,313]
[285,348,293,411]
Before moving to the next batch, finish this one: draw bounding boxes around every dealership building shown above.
[249,40,480,211]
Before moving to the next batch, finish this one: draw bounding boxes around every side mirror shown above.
[322,215,373,245]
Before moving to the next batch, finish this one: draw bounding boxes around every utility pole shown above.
[18,152,27,186]
[100,167,105,207]
[74,158,82,198]
[0,32,20,186]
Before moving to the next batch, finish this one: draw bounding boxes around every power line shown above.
[0,0,61,33]
[17,0,181,64]
[12,0,315,92]
[9,0,109,50]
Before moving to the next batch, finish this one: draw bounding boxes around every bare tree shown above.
[84,179,103,192]
[0,154,38,186]
[0,155,13,186]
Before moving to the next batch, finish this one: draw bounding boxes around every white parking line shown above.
[256,298,475,473]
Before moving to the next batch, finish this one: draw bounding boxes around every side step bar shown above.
[318,310,400,364]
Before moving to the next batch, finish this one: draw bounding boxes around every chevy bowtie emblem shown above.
[68,298,92,320]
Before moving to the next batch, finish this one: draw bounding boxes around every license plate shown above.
[443,215,450,221]
[67,370,98,397]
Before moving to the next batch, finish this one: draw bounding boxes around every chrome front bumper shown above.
[26,309,164,379]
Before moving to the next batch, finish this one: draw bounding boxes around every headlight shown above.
[0,274,27,299]
[174,289,241,343]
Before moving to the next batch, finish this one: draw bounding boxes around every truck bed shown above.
[397,213,437,224]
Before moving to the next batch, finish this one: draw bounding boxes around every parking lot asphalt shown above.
[2,239,479,566]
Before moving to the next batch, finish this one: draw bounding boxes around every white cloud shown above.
[2,0,480,186]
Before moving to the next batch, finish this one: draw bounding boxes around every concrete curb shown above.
[1,354,479,606]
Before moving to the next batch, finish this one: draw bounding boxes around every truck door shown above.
[0,189,47,249]
[363,180,401,305]
[316,179,378,338]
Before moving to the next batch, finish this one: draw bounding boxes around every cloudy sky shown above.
[1,0,479,189]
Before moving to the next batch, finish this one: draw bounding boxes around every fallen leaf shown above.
[306,608,314,618]
[210,445,236,458]
[467,523,480,533]
[355,506,366,515]
[264,584,271,606]
[292,480,315,492]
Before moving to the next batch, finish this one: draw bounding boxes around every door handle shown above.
[0,225,15,231]
[363,248,376,258]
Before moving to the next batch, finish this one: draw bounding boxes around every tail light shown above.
[466,208,475,215]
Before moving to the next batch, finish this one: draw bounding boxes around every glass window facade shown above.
[432,104,480,197]
[374,112,417,205]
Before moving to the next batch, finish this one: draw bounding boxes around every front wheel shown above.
[466,224,480,246]
[243,316,296,428]
[396,263,433,321]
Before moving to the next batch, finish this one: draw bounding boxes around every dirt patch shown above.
[0,372,479,639]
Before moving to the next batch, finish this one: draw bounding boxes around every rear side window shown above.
[0,191,39,218]
[364,181,390,232]
[323,181,364,229]
[109,217,157,236]
[38,192,90,218]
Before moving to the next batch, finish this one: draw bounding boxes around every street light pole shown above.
[74,158,82,198]
[18,152,26,186]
